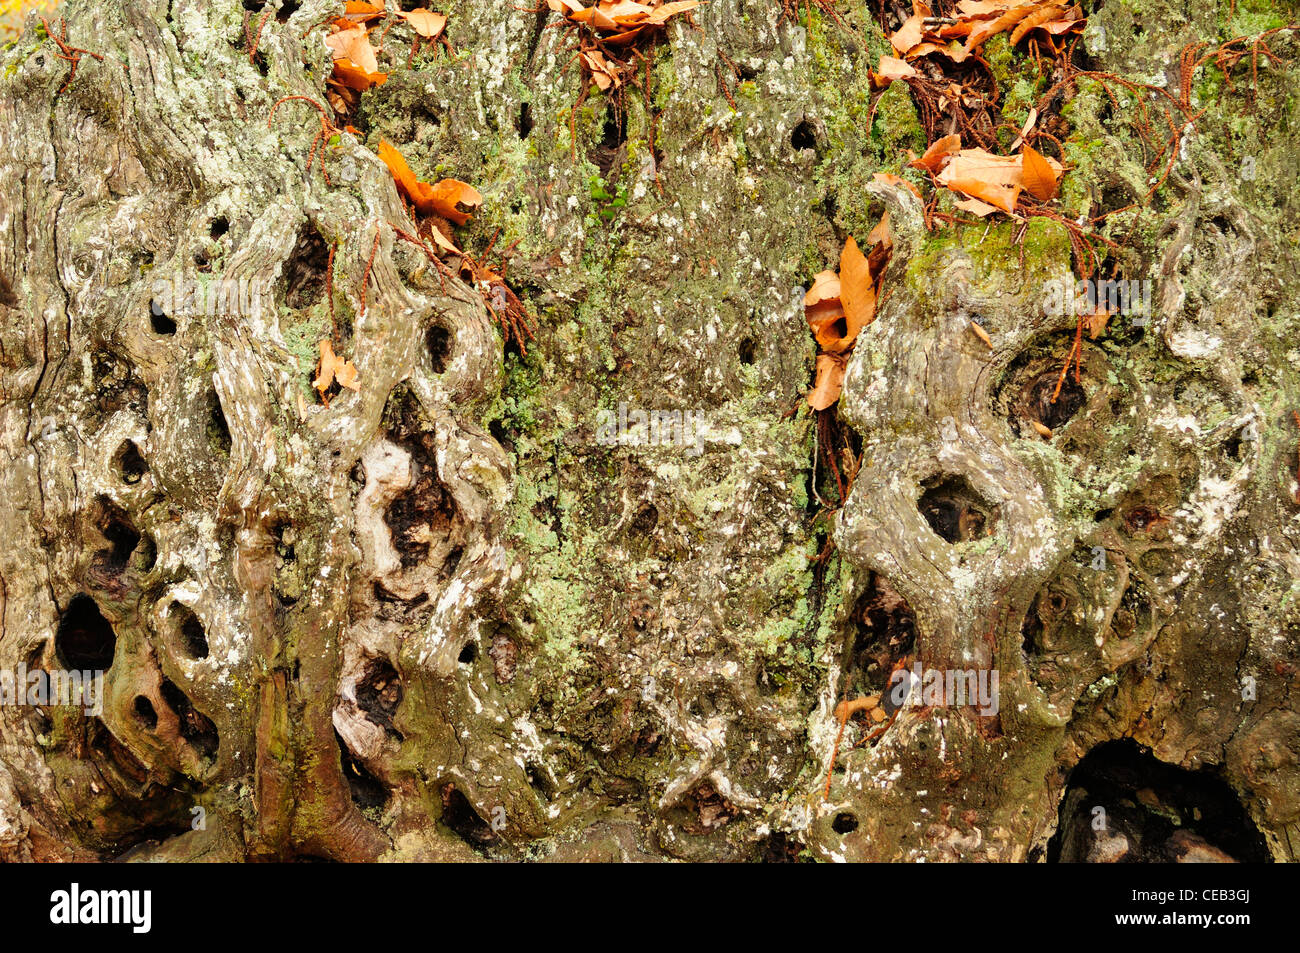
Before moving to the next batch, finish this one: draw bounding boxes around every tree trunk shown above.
[1,0,1298,862]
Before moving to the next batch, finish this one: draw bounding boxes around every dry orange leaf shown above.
[378,140,481,224]
[331,58,387,91]
[837,237,876,346]
[804,271,846,352]
[1020,142,1058,201]
[346,1,386,13]
[808,352,849,411]
[399,9,447,39]
[910,133,962,173]
[1085,307,1111,339]
[426,178,483,226]
[1010,4,1067,45]
[962,2,1036,55]
[953,196,1000,216]
[313,339,360,405]
[327,24,381,73]
[890,0,931,55]
[873,55,918,84]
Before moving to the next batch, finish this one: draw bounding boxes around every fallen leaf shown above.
[871,172,924,199]
[890,0,932,55]
[873,55,918,83]
[832,236,877,351]
[804,270,846,352]
[399,9,447,39]
[866,211,892,250]
[1010,4,1067,45]
[1085,306,1111,339]
[378,139,429,209]
[1009,106,1038,151]
[327,24,380,74]
[953,196,1000,216]
[313,338,360,404]
[910,133,962,173]
[808,352,848,410]
[331,57,387,91]
[1020,142,1058,201]
[426,178,483,226]
[962,2,1037,55]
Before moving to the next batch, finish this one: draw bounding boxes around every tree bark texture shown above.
[0,0,1298,861]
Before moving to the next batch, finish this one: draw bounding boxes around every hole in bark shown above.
[170,603,209,659]
[149,299,176,335]
[1022,370,1086,432]
[590,108,626,180]
[1048,739,1270,863]
[88,717,150,787]
[630,502,658,536]
[209,217,229,239]
[159,678,219,760]
[917,474,993,543]
[242,0,263,9]
[683,781,737,832]
[56,595,117,671]
[381,389,459,569]
[134,535,157,573]
[208,390,232,456]
[371,581,428,607]
[842,572,916,704]
[759,831,805,862]
[426,323,452,373]
[283,226,331,310]
[832,812,859,834]
[336,730,389,809]
[791,119,817,152]
[738,336,756,365]
[440,784,495,846]
[458,641,478,665]
[114,440,148,484]
[133,695,158,729]
[277,0,300,21]
[517,102,533,138]
[356,657,403,736]
[1110,581,1152,641]
[95,499,141,574]
[1123,505,1166,533]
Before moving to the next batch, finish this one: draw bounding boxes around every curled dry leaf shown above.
[1085,306,1111,339]
[378,140,482,224]
[331,58,387,91]
[808,353,849,411]
[873,55,918,84]
[313,339,360,405]
[910,133,962,174]
[1020,142,1059,201]
[804,225,894,409]
[327,24,380,73]
[890,0,931,56]
[399,9,447,39]
[924,138,1063,214]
